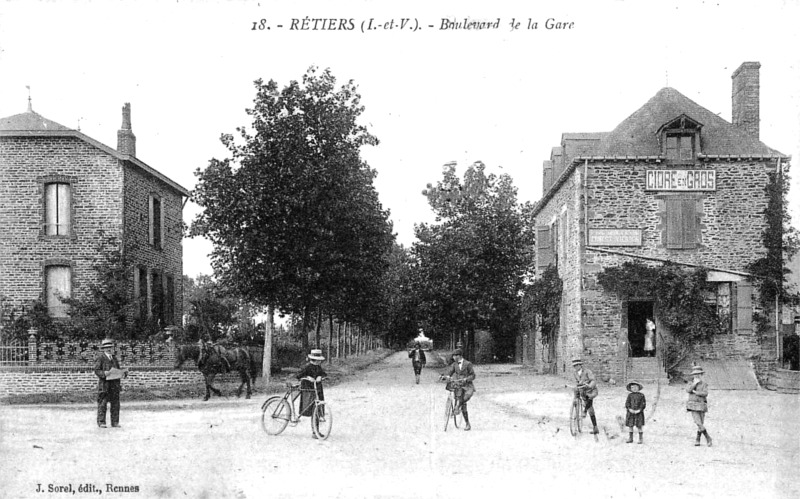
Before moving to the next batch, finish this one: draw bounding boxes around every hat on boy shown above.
[690,366,705,376]
[308,349,325,361]
[453,349,464,357]
[101,338,115,349]
[571,358,583,366]
[626,380,643,391]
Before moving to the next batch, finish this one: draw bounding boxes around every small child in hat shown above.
[686,365,712,447]
[624,380,646,444]
[296,349,327,437]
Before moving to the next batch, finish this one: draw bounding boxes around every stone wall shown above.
[532,168,584,375]
[0,136,123,309]
[531,158,773,381]
[123,164,184,326]
[0,369,205,396]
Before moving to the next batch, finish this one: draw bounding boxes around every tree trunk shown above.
[262,304,274,386]
[315,306,323,349]
[327,313,333,362]
[336,321,342,359]
[346,322,351,358]
[301,307,310,353]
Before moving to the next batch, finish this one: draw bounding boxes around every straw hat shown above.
[308,349,325,361]
[690,366,705,376]
[101,338,115,349]
[571,358,583,366]
[626,380,643,391]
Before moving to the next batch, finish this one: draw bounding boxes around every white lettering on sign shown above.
[645,170,716,191]
[588,229,642,246]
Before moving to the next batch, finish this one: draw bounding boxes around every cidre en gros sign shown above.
[646,170,716,191]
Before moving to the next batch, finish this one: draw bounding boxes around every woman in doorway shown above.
[644,318,656,357]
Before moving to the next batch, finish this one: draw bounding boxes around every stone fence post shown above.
[28,328,38,363]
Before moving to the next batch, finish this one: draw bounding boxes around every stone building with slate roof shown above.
[0,101,189,330]
[525,62,789,383]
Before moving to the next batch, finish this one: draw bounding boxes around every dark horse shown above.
[173,342,258,401]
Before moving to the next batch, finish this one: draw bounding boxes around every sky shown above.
[1,0,798,279]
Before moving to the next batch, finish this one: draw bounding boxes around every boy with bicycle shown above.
[572,358,600,434]
[439,349,475,431]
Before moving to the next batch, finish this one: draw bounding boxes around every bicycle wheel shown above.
[452,398,462,429]
[312,402,332,440]
[261,397,291,435]
[569,398,582,437]
[444,395,453,432]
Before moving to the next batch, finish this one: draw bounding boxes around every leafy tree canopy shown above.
[190,67,393,327]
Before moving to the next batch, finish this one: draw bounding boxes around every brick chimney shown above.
[731,62,760,139]
[542,160,553,194]
[117,103,136,156]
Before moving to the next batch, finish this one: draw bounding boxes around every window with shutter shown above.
[736,283,753,333]
[665,197,698,249]
[536,226,553,271]
[45,265,71,317]
[44,183,71,236]
[149,194,164,249]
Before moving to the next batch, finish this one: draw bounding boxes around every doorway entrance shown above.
[628,301,654,357]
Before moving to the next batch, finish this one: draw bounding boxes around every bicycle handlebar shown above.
[300,376,328,383]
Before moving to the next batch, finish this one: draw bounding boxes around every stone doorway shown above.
[627,301,654,357]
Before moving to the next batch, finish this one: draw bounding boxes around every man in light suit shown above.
[94,338,127,428]
[441,349,476,431]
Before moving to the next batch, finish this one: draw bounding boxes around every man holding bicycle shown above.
[440,349,475,431]
[572,358,600,434]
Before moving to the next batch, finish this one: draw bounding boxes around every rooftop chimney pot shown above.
[117,102,136,156]
[731,62,760,139]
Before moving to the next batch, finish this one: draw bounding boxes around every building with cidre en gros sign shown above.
[0,101,190,330]
[522,62,789,385]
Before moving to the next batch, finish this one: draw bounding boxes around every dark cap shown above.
[453,348,463,357]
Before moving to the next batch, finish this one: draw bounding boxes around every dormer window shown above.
[658,114,702,164]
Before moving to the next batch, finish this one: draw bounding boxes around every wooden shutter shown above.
[148,195,154,245]
[536,226,553,271]
[666,199,683,248]
[681,198,697,248]
[736,283,753,332]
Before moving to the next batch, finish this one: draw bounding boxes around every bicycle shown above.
[440,376,465,432]
[261,376,332,440]
[568,384,588,437]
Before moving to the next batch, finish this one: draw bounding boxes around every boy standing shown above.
[572,359,599,434]
[624,380,646,444]
[686,365,712,447]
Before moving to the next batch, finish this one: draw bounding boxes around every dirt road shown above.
[1,352,797,498]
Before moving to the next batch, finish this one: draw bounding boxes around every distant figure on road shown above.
[408,342,427,384]
[644,319,656,357]
[572,358,599,434]
[94,338,128,429]
[440,348,475,431]
[686,365,712,447]
[624,381,646,444]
